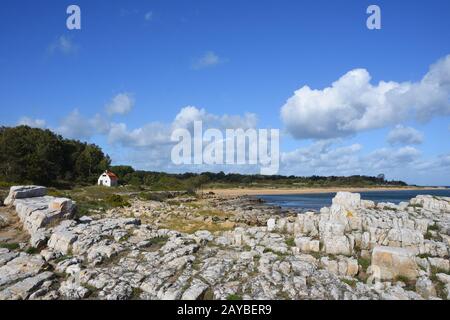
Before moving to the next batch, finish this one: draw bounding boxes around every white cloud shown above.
[281,55,450,139]
[18,117,46,128]
[366,146,421,170]
[173,106,257,131]
[144,11,153,21]
[108,122,171,148]
[387,125,424,145]
[55,109,109,140]
[48,35,77,55]
[281,141,424,177]
[281,140,364,175]
[192,51,223,70]
[106,93,135,115]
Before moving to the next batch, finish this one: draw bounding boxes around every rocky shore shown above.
[0,186,449,300]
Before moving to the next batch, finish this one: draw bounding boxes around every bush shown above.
[0,242,20,250]
[285,237,296,247]
[104,194,130,208]
[139,192,172,202]
[226,294,243,301]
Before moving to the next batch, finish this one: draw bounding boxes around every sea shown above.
[258,189,450,212]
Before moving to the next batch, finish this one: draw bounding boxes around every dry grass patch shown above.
[160,218,235,234]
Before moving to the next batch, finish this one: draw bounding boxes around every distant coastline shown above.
[206,186,447,197]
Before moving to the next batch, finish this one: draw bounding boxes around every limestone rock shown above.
[0,254,46,287]
[48,231,78,255]
[4,186,47,206]
[181,279,209,300]
[370,246,419,281]
[0,271,53,300]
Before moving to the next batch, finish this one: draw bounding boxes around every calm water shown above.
[258,189,450,212]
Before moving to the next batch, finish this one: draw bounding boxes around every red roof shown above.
[105,171,118,180]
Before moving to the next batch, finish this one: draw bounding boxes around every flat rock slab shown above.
[14,196,76,234]
[0,271,53,300]
[371,246,419,281]
[4,186,47,206]
[0,254,46,287]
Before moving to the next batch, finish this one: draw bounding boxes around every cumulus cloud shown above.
[55,109,109,140]
[172,106,257,131]
[281,140,364,175]
[108,122,171,148]
[18,117,46,128]
[48,35,77,55]
[281,55,450,139]
[192,51,224,70]
[106,93,135,115]
[387,125,424,145]
[366,146,421,170]
[281,141,423,177]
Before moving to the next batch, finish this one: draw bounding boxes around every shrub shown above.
[104,194,130,208]
[0,242,20,250]
[226,294,243,301]
[285,237,295,247]
[358,257,371,272]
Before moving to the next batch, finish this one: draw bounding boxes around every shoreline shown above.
[205,186,447,197]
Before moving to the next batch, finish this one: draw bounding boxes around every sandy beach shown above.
[205,186,446,197]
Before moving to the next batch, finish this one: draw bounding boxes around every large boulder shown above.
[370,246,419,281]
[410,195,450,213]
[332,192,361,210]
[4,186,47,206]
[14,196,76,233]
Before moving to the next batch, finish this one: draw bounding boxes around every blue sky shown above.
[1,0,449,185]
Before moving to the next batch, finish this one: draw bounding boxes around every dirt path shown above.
[0,206,29,245]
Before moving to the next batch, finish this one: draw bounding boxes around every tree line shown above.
[0,126,407,189]
[0,126,110,185]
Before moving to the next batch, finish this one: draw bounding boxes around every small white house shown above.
[97,170,118,187]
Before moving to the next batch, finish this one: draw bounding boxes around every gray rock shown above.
[0,254,46,287]
[4,186,47,206]
[0,271,53,300]
[59,278,90,299]
[181,279,209,300]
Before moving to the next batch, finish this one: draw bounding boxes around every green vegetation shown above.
[340,278,357,288]
[358,257,371,272]
[0,126,110,186]
[148,236,169,246]
[104,194,130,208]
[0,242,20,250]
[285,237,296,247]
[25,247,40,254]
[0,126,408,192]
[394,275,416,291]
[226,294,243,301]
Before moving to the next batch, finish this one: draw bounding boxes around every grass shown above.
[226,294,243,301]
[285,237,295,247]
[139,191,174,202]
[340,278,357,288]
[160,217,235,234]
[394,275,416,291]
[263,248,288,258]
[357,257,371,272]
[417,253,432,259]
[148,236,169,246]
[25,247,40,254]
[131,287,143,300]
[197,209,229,218]
[0,242,20,250]
[427,223,439,232]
